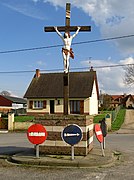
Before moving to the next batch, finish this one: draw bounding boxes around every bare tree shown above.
[0,91,11,96]
[124,64,134,86]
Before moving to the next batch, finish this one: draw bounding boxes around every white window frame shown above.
[34,101,43,109]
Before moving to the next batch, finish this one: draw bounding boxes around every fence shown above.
[111,105,122,122]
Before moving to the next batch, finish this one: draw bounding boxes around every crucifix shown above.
[44,3,91,115]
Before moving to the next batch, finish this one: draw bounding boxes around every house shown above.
[121,94,134,108]
[0,95,27,114]
[110,94,134,108]
[110,95,123,108]
[24,69,99,115]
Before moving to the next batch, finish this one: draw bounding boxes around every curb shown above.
[7,149,117,168]
[0,130,8,134]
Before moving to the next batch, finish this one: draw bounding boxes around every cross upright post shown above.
[64,3,70,115]
[44,3,91,115]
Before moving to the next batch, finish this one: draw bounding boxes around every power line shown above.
[71,63,134,70]
[0,63,133,74]
[0,34,134,54]
[92,63,134,69]
[0,70,35,74]
[73,34,134,45]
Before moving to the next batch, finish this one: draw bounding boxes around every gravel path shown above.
[117,109,134,133]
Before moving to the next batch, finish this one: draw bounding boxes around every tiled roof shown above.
[1,95,26,104]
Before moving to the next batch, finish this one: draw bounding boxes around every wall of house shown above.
[12,103,24,109]
[0,96,12,106]
[126,97,134,108]
[27,98,64,115]
[55,99,63,113]
[27,97,95,115]
[89,81,98,115]
[84,98,90,114]
[27,99,49,114]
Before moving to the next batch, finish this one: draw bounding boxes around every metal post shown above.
[71,145,74,160]
[103,137,105,149]
[100,143,105,157]
[36,144,40,158]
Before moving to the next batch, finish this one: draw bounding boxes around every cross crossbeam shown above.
[44,26,91,32]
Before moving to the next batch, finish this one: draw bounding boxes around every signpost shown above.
[27,124,47,158]
[61,124,83,160]
[99,118,107,149]
[94,124,105,157]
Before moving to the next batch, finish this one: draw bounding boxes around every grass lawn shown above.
[111,109,126,131]
[94,111,111,124]
[14,116,34,122]
[94,109,126,131]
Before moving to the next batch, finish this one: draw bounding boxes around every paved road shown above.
[0,110,133,179]
[118,109,134,134]
[0,132,33,155]
[0,132,134,179]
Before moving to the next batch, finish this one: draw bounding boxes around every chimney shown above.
[36,69,40,78]
[90,66,94,71]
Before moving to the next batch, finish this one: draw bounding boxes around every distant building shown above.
[0,95,27,114]
[110,94,134,108]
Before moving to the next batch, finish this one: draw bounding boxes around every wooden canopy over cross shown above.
[44,3,91,33]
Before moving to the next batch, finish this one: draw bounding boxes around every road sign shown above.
[99,118,107,137]
[62,124,83,145]
[94,124,105,156]
[27,124,47,145]
[94,124,103,143]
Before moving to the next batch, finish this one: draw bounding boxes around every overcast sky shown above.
[0,0,134,97]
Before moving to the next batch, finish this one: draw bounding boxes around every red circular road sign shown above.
[27,124,47,145]
[94,124,103,143]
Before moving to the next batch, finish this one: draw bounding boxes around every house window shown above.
[57,100,60,105]
[70,100,80,114]
[34,101,43,109]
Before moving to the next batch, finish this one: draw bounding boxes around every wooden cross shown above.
[44,3,91,115]
[44,3,91,33]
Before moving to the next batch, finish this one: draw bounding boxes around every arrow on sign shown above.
[64,133,80,137]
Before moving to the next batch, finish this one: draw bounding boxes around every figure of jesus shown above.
[54,26,81,73]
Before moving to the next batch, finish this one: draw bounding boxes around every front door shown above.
[50,100,55,114]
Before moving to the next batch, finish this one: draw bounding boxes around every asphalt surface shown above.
[6,146,117,168]
[0,109,133,168]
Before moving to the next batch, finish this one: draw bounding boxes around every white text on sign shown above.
[29,132,46,137]
[96,131,102,136]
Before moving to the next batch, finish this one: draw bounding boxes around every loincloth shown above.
[62,48,74,59]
